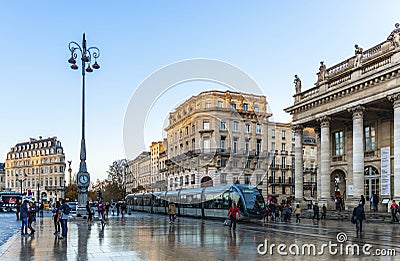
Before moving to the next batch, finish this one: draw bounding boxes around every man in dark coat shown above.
[352,202,366,237]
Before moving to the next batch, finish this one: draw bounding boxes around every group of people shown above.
[20,200,36,237]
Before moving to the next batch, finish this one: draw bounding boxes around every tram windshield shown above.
[239,187,265,210]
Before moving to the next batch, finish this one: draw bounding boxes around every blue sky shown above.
[1,1,399,182]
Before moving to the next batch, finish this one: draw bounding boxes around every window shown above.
[220,137,226,151]
[220,121,226,130]
[231,102,236,109]
[333,131,344,156]
[244,139,249,154]
[256,174,262,185]
[191,174,195,184]
[256,124,261,134]
[192,124,195,133]
[220,173,227,184]
[281,157,286,169]
[272,185,276,194]
[233,138,238,153]
[281,130,286,140]
[233,121,239,131]
[292,132,295,141]
[245,123,250,133]
[220,159,227,167]
[271,142,275,151]
[256,140,261,155]
[364,126,376,151]
[310,147,314,156]
[364,166,379,198]
[271,129,275,138]
[217,101,223,108]
[243,103,249,111]
[203,137,210,152]
[254,105,259,112]
[203,121,210,130]
[205,102,211,108]
[244,174,251,185]
[281,143,286,152]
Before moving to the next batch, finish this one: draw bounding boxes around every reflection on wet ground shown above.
[0,212,399,260]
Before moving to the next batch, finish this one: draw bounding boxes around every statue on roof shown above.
[317,61,328,83]
[294,74,302,94]
[387,23,400,49]
[354,44,363,68]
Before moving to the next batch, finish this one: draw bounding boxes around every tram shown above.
[125,184,266,220]
[0,191,23,212]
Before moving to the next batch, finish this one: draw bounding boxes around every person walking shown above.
[372,194,379,211]
[86,201,93,229]
[58,199,70,239]
[390,200,399,222]
[16,200,21,221]
[53,201,61,236]
[312,202,320,220]
[20,200,29,237]
[360,195,366,208]
[295,204,301,223]
[168,202,176,224]
[352,202,366,237]
[28,201,36,236]
[321,204,327,219]
[269,202,276,222]
[227,202,241,230]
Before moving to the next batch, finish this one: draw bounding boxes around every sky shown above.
[0,1,399,182]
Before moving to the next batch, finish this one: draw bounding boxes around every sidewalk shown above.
[0,216,147,261]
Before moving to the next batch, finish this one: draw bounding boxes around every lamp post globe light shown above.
[68,33,100,215]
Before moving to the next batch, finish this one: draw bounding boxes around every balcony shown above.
[281,150,288,155]
[44,186,65,191]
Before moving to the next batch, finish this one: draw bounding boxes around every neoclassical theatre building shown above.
[164,90,271,198]
[285,24,400,209]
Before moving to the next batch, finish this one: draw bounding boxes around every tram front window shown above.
[241,188,265,210]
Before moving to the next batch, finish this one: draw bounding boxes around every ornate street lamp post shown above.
[68,33,100,215]
[16,174,27,195]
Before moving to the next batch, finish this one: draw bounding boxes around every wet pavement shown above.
[0,212,399,260]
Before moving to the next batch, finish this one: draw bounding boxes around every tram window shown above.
[204,192,228,209]
[143,196,151,206]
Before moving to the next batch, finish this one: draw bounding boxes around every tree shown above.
[107,159,128,199]
[65,184,78,201]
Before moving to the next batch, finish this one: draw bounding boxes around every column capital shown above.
[291,124,303,135]
[388,93,400,109]
[348,105,365,120]
[317,115,331,128]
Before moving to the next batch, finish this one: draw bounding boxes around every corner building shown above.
[4,136,66,202]
[164,90,271,198]
[285,24,400,209]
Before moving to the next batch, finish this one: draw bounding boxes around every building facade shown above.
[4,136,66,202]
[285,24,400,209]
[164,90,271,198]
[267,123,317,203]
[126,151,151,193]
[150,141,168,191]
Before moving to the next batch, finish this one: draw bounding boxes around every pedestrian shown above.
[295,204,301,223]
[98,202,106,220]
[53,201,61,236]
[390,200,399,222]
[86,201,92,229]
[116,202,120,216]
[121,202,127,217]
[263,204,270,222]
[360,195,365,208]
[58,199,70,239]
[321,204,327,219]
[312,202,320,220]
[39,202,44,217]
[168,202,176,224]
[373,194,379,211]
[20,200,29,237]
[227,202,241,230]
[269,202,276,222]
[28,201,36,236]
[352,202,366,237]
[16,200,21,221]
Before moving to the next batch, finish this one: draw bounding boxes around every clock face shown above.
[79,174,89,185]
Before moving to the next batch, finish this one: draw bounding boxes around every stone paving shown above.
[0,212,399,260]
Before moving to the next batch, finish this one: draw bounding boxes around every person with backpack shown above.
[352,201,366,237]
[58,199,71,239]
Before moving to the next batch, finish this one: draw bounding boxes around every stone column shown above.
[314,127,321,200]
[293,125,303,202]
[348,106,365,199]
[317,116,331,201]
[388,94,400,199]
